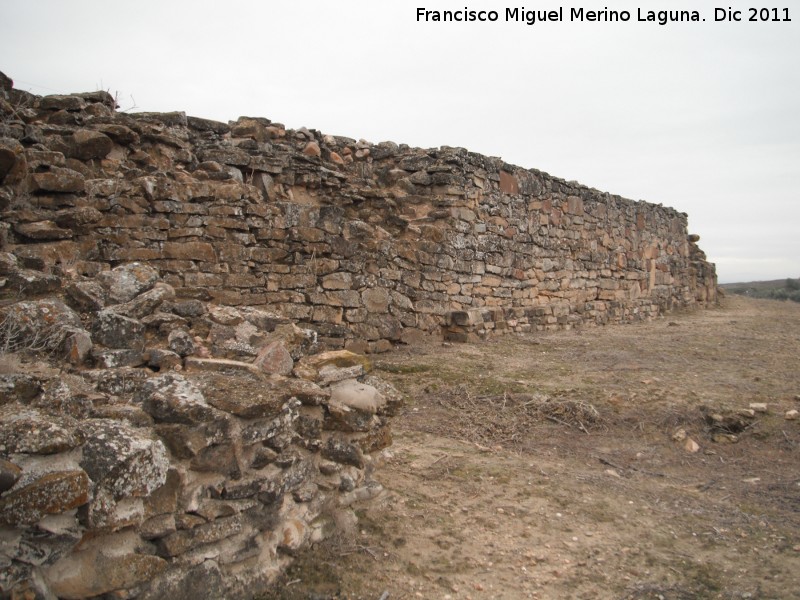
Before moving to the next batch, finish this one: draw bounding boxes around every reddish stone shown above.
[303,141,321,157]
[499,170,519,194]
[253,341,294,376]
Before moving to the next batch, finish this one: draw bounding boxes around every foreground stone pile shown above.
[0,71,716,352]
[0,260,401,599]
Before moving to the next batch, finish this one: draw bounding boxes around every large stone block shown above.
[79,419,169,499]
[44,531,167,599]
[97,263,159,304]
[0,470,90,526]
[0,407,80,454]
[93,309,145,349]
[28,167,85,193]
[137,373,217,424]
[71,129,113,160]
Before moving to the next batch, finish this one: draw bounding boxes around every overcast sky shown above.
[2,0,799,283]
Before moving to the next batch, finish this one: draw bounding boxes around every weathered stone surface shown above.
[137,559,228,600]
[91,347,145,368]
[0,470,90,526]
[138,373,216,424]
[241,404,299,449]
[146,348,182,370]
[97,263,159,304]
[322,436,364,468]
[14,220,73,241]
[3,268,61,298]
[253,341,294,375]
[199,371,284,419]
[0,457,22,492]
[95,123,139,145]
[168,328,195,357]
[0,407,80,454]
[64,328,92,365]
[65,279,106,311]
[0,373,44,405]
[79,419,169,499]
[362,375,405,416]
[182,354,256,372]
[293,350,372,382]
[303,141,321,157]
[93,309,145,349]
[113,282,175,319]
[44,532,167,599]
[28,167,85,193]
[329,379,385,414]
[362,287,391,313]
[92,366,148,396]
[140,513,177,540]
[158,514,244,557]
[70,129,113,160]
[355,425,393,453]
[190,443,240,477]
[0,137,25,182]
[40,94,85,111]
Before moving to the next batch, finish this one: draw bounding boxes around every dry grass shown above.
[427,385,603,448]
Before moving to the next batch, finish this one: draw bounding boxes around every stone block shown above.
[44,534,167,599]
[93,309,145,349]
[161,241,216,262]
[97,263,159,304]
[253,341,294,376]
[0,407,80,454]
[29,167,85,193]
[80,419,169,499]
[71,129,113,160]
[0,470,90,526]
[293,350,372,383]
[158,514,244,558]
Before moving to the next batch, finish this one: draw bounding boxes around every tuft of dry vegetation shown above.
[429,386,603,448]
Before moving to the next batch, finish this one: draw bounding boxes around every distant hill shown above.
[721,277,800,303]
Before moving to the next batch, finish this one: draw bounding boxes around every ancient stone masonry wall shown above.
[0,73,716,351]
[0,72,717,598]
[0,260,401,599]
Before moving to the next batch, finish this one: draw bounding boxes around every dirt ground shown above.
[266,295,800,600]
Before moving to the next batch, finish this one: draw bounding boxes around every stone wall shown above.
[0,261,400,599]
[0,72,717,353]
[0,71,718,599]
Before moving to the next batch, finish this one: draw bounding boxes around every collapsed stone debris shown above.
[0,70,716,598]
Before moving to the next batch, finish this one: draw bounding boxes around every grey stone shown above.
[97,263,159,304]
[168,328,195,357]
[0,373,44,405]
[0,407,80,455]
[93,309,145,349]
[113,282,175,319]
[79,419,169,499]
[138,373,217,424]
[65,280,107,312]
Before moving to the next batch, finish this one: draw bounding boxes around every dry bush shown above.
[431,385,603,448]
[0,313,69,356]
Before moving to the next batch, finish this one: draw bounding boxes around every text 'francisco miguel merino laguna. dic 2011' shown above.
[415,6,792,25]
